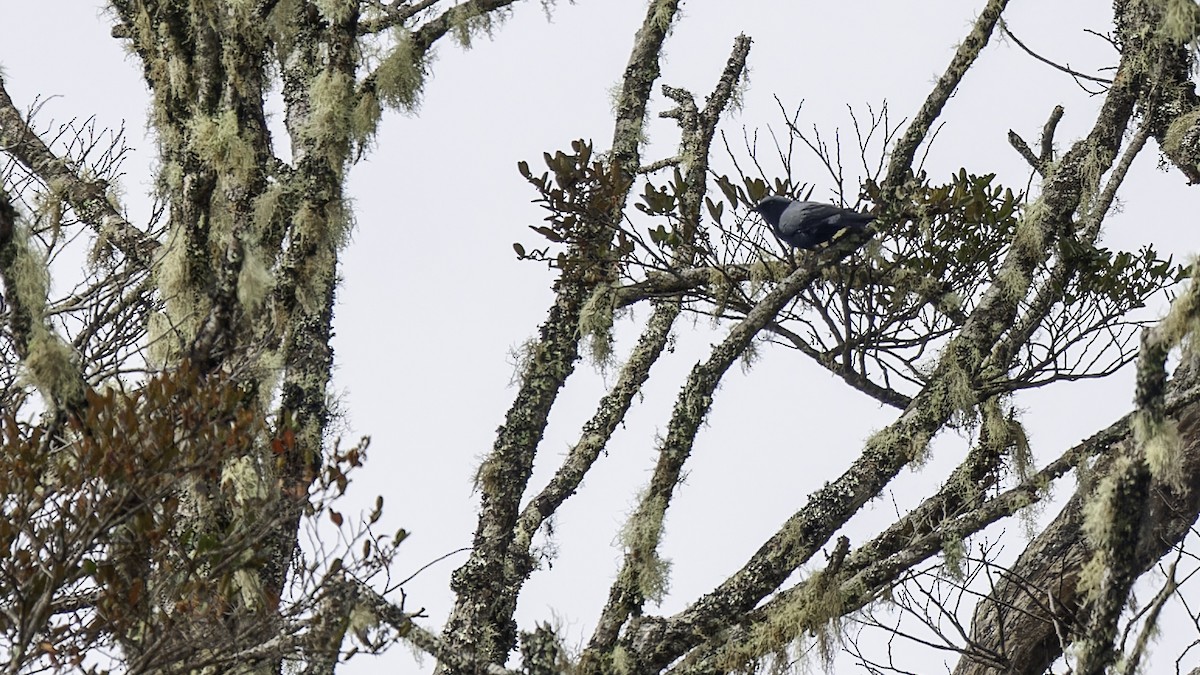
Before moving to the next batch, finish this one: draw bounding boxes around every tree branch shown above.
[0,76,156,267]
[883,0,1011,189]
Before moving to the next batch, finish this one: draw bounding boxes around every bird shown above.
[753,196,875,250]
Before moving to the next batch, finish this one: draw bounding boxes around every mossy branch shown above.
[442,2,685,667]
[0,76,156,267]
[639,27,1146,668]
[511,299,681,555]
[0,191,87,412]
[883,0,1011,190]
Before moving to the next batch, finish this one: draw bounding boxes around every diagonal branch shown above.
[439,1,685,669]
[631,5,1144,667]
[883,0,1010,189]
[0,76,157,267]
[511,299,681,554]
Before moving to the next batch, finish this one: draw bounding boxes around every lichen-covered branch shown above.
[986,115,1153,382]
[346,578,522,675]
[626,8,1144,668]
[951,390,1200,675]
[668,379,1200,674]
[584,252,855,672]
[439,2,683,668]
[0,189,87,412]
[883,0,1010,189]
[356,0,524,114]
[511,298,681,553]
[0,76,156,267]
[576,35,760,673]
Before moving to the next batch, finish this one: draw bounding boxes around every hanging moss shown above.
[306,70,355,172]
[720,568,857,674]
[350,89,383,150]
[375,30,427,112]
[619,492,672,604]
[5,222,83,405]
[866,424,933,467]
[941,531,966,579]
[578,282,617,366]
[1159,0,1200,43]
[8,223,49,316]
[449,3,511,48]
[1162,109,1200,179]
[982,398,1034,482]
[1079,454,1134,593]
[251,181,287,244]
[313,0,356,24]
[1134,412,1183,490]
[155,224,209,341]
[237,232,274,312]
[146,310,184,368]
[190,109,261,183]
[24,323,85,407]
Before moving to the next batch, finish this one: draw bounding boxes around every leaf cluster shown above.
[0,362,284,671]
[514,140,634,279]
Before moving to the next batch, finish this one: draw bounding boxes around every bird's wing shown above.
[777,202,851,236]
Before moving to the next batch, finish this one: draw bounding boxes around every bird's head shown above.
[753,195,792,227]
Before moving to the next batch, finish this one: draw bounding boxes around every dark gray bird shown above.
[754,196,875,249]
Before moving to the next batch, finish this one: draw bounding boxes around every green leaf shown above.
[705,197,724,224]
[716,175,740,205]
[530,225,564,243]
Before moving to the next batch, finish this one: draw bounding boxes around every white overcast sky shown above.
[3,1,1199,673]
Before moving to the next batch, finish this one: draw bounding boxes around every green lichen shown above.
[1162,108,1200,159]
[720,569,856,674]
[941,531,966,579]
[8,223,48,317]
[650,0,676,32]
[349,601,378,637]
[1011,198,1047,256]
[449,3,511,48]
[375,30,427,113]
[190,109,260,183]
[252,181,287,245]
[5,222,84,406]
[867,424,932,467]
[350,90,383,150]
[306,70,355,172]
[24,323,85,407]
[619,493,672,604]
[146,311,182,368]
[1159,0,1200,44]
[1134,411,1184,490]
[289,199,353,313]
[155,224,208,342]
[1079,454,1135,597]
[939,347,980,430]
[313,0,356,24]
[237,233,274,313]
[579,282,617,367]
[982,397,1034,481]
[609,645,632,675]
[221,454,270,504]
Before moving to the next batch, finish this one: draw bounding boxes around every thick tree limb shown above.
[511,298,681,553]
[951,392,1200,674]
